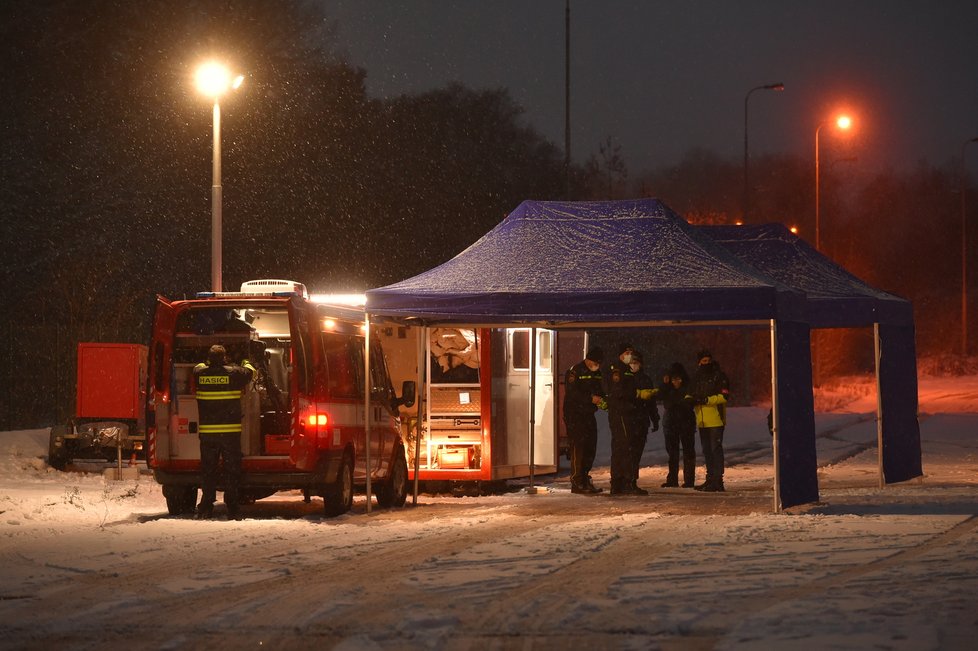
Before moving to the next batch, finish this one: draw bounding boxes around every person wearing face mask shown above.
[562,347,606,494]
[603,343,646,495]
[627,351,659,493]
[690,349,731,492]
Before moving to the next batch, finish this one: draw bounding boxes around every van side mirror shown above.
[395,380,416,409]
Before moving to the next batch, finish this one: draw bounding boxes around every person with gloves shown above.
[603,343,646,495]
[689,349,730,492]
[627,350,659,493]
[562,347,606,494]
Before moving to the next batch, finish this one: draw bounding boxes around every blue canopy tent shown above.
[701,224,922,486]
[367,199,820,510]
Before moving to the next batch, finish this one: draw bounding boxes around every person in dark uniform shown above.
[659,362,697,488]
[690,349,731,492]
[563,347,605,494]
[193,344,256,519]
[627,351,659,493]
[603,343,645,495]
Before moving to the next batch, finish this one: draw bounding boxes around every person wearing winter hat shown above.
[690,349,731,492]
[562,346,605,494]
[658,362,697,487]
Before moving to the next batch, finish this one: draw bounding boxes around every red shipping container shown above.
[76,343,148,420]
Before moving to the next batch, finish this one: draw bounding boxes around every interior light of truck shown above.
[323,318,336,330]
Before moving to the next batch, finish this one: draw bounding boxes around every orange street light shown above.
[815,114,853,252]
[195,61,244,292]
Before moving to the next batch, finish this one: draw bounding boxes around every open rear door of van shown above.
[287,297,317,471]
[147,296,177,467]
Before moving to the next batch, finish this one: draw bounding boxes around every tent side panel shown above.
[776,320,820,508]
[878,323,923,483]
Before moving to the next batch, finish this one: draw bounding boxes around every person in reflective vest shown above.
[193,344,256,520]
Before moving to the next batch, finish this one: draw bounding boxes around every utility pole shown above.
[564,0,571,199]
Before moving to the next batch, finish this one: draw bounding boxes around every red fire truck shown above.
[145,280,415,516]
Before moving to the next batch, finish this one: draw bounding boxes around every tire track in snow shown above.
[0,507,560,648]
[676,513,978,649]
[461,518,672,643]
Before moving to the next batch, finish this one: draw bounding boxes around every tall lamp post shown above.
[814,114,852,252]
[961,136,978,355]
[195,61,244,292]
[743,82,784,221]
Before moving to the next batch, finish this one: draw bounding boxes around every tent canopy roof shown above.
[701,224,912,327]
[366,200,802,325]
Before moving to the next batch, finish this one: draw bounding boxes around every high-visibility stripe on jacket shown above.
[193,359,256,435]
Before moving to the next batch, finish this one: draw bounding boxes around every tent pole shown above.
[412,324,426,505]
[874,323,884,489]
[364,312,372,514]
[528,327,538,491]
[770,319,781,513]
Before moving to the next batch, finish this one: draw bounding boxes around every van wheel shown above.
[323,453,353,517]
[163,485,198,516]
[376,448,408,508]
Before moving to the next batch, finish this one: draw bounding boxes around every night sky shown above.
[327,0,978,178]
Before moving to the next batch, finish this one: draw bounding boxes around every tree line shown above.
[1,1,973,428]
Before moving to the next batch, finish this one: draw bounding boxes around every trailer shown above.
[48,343,148,470]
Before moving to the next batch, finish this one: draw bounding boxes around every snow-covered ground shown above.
[1,373,976,649]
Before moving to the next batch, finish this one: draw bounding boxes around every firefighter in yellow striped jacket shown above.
[193,344,256,520]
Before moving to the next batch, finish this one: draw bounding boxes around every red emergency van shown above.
[146,280,415,517]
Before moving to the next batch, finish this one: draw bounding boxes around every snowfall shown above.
[1,371,976,650]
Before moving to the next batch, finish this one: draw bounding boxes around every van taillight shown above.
[300,411,329,432]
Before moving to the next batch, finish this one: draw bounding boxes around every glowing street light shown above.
[815,114,853,252]
[195,61,244,292]
[743,82,784,221]
[961,136,978,355]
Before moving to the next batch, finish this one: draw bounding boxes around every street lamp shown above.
[195,61,244,292]
[960,136,978,355]
[743,82,784,221]
[814,114,853,252]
